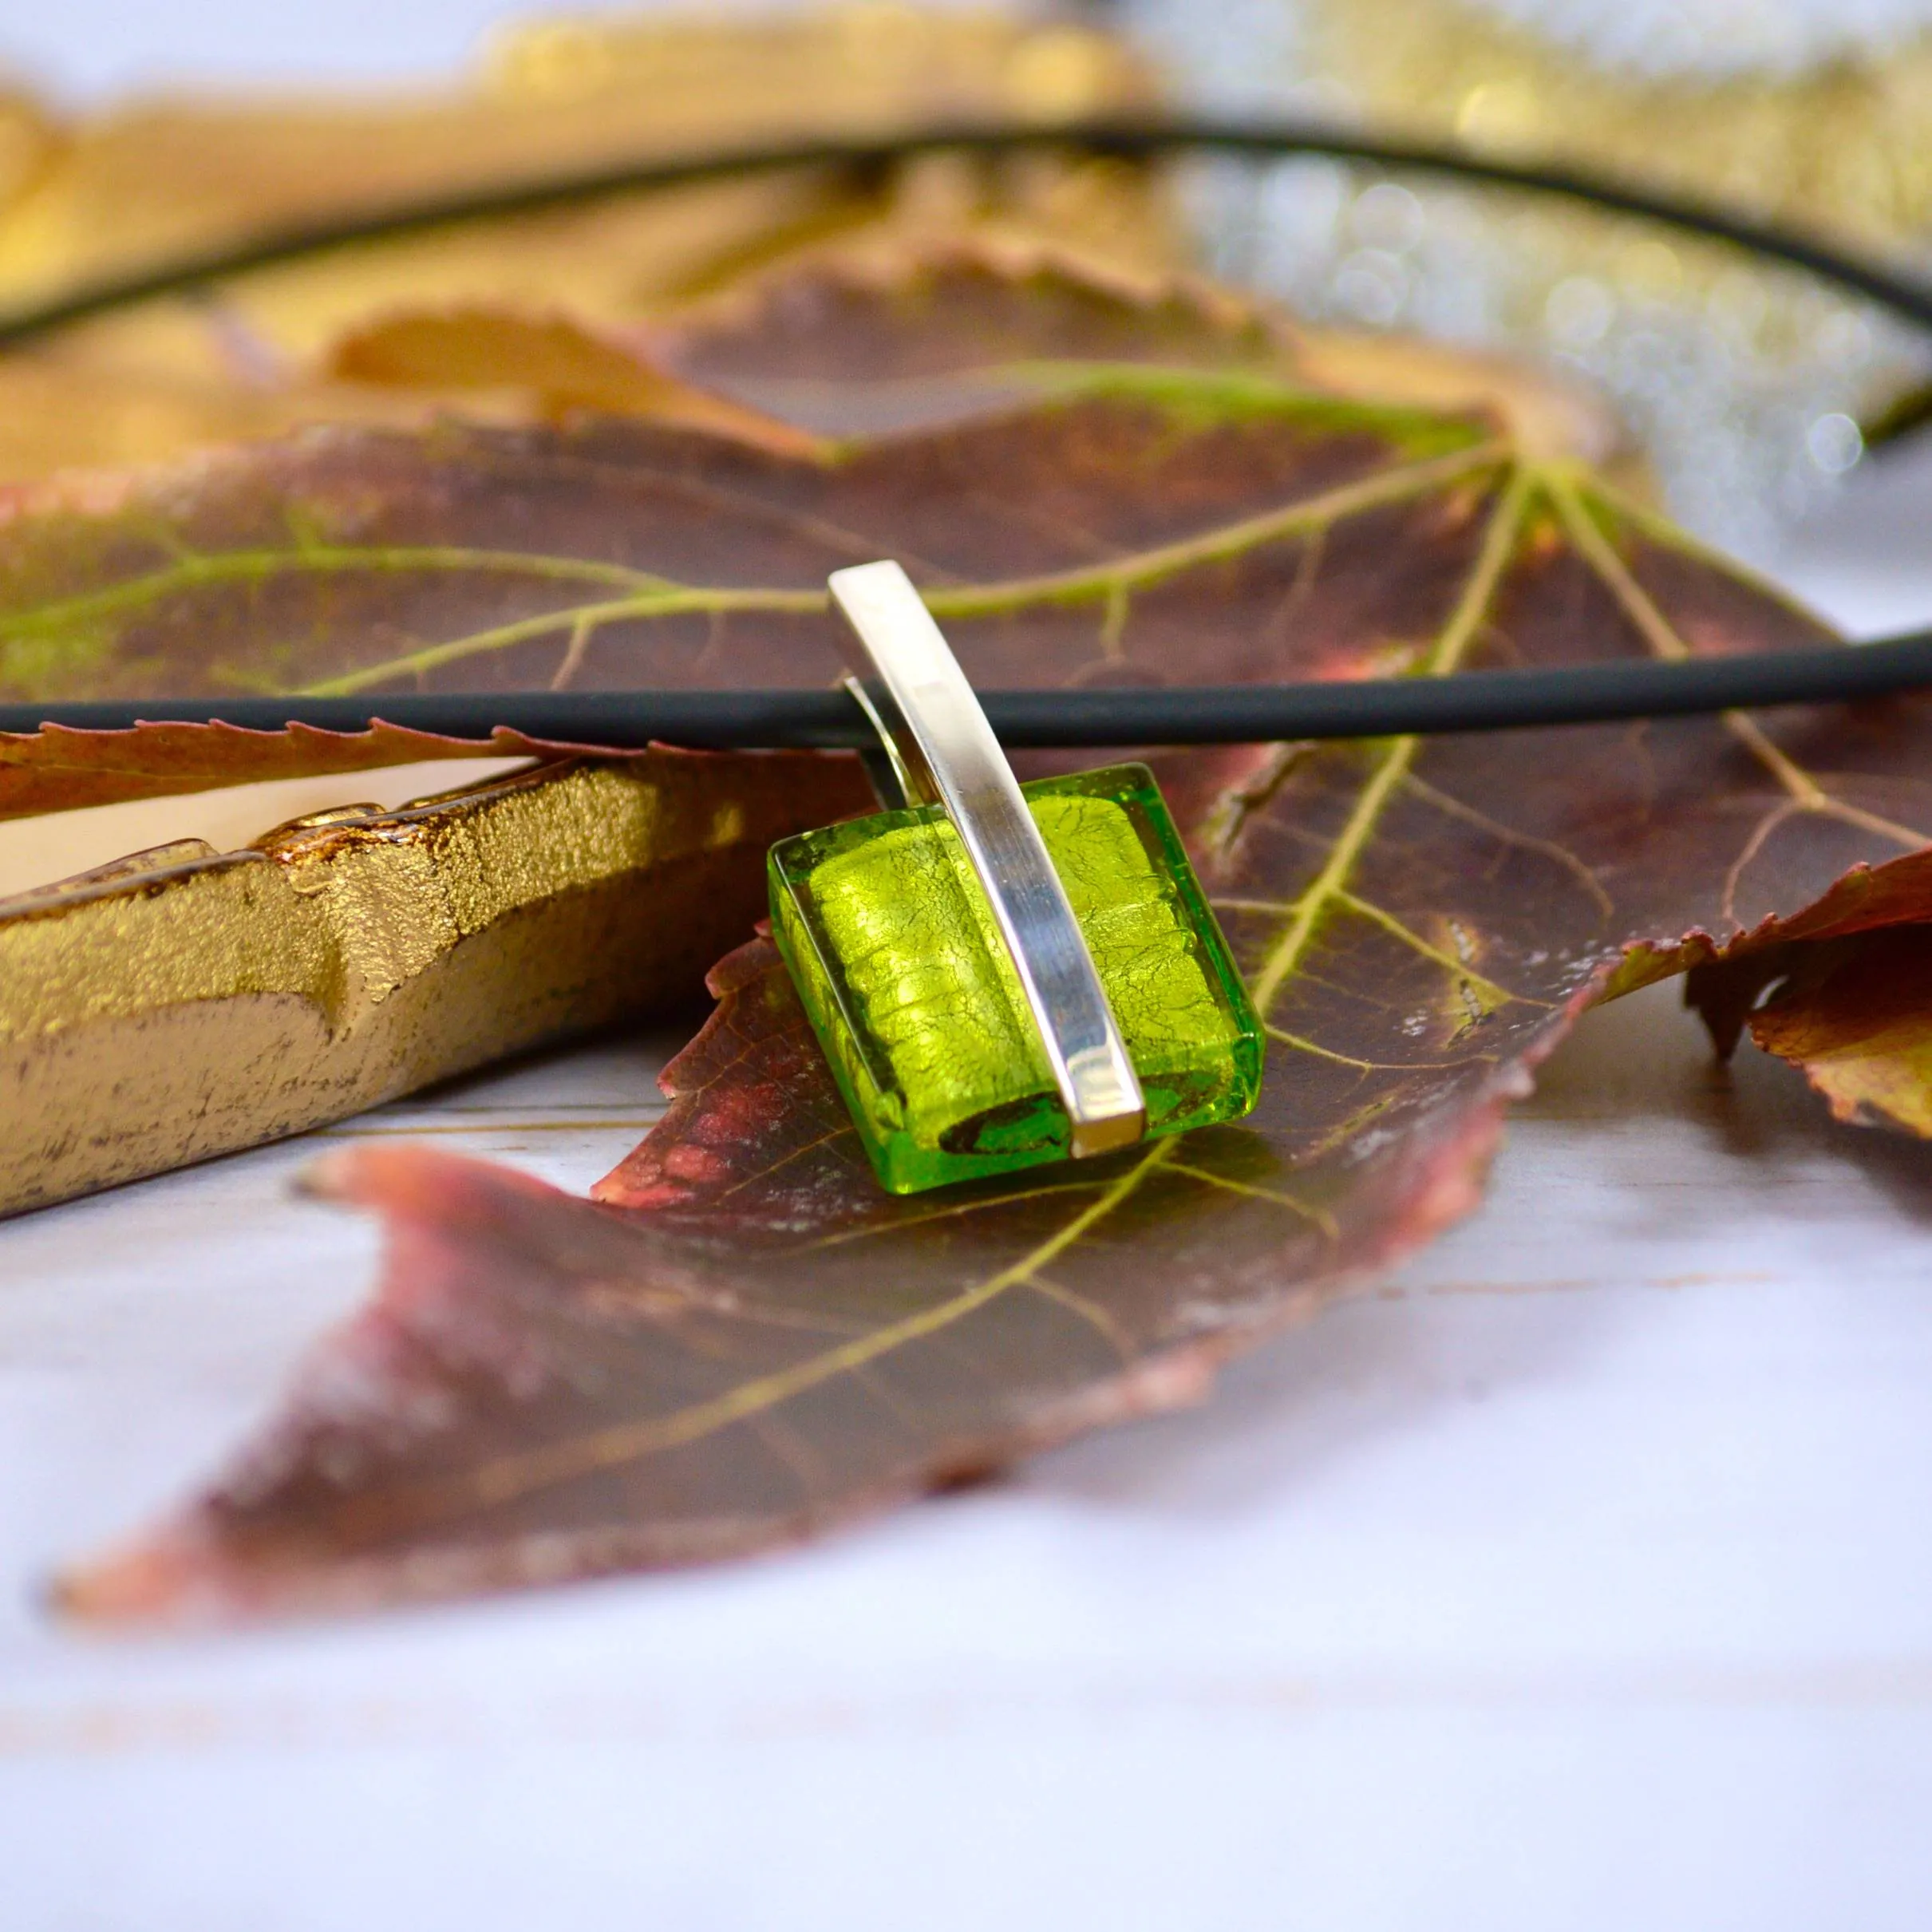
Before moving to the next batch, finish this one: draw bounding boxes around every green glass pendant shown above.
[770,761,1262,1194]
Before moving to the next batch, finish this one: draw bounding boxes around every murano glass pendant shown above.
[768,562,1262,1195]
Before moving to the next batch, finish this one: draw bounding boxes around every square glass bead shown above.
[768,761,1262,1194]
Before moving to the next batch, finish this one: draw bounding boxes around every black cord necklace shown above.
[8,637,1932,749]
[5,113,1931,750]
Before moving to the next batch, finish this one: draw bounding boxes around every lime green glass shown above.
[768,761,1262,1194]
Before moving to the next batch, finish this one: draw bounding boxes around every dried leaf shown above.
[327,306,828,456]
[0,271,1514,816]
[48,263,1932,1619]
[1744,930,1932,1132]
[665,245,1620,462]
[1683,912,1932,1135]
[0,713,593,819]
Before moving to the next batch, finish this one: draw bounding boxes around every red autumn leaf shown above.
[0,257,1563,818]
[1691,923,1932,1135]
[42,260,1932,1622]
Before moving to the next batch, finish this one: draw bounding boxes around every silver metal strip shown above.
[828,559,1146,1158]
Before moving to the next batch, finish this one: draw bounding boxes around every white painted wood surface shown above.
[5,6,1932,1915]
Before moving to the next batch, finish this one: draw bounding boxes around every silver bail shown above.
[828,560,1147,1160]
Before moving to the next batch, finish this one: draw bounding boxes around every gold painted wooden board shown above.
[0,752,868,1216]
